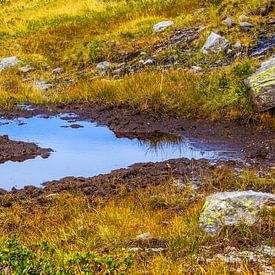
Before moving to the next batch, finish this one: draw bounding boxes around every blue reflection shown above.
[0,114,236,190]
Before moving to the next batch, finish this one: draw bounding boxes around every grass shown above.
[0,0,274,126]
[0,168,274,273]
[0,0,274,273]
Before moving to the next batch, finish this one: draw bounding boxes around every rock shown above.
[143,59,155,66]
[135,232,152,240]
[222,17,234,27]
[19,65,34,73]
[201,32,230,54]
[199,190,275,235]
[245,57,275,111]
[34,80,53,90]
[52,67,63,74]
[249,36,275,57]
[239,14,249,21]
[196,8,205,13]
[0,56,20,71]
[190,66,203,73]
[240,22,254,28]
[140,51,147,56]
[233,42,242,48]
[22,77,33,83]
[153,21,174,34]
[96,61,110,69]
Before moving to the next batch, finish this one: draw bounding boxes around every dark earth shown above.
[0,103,274,203]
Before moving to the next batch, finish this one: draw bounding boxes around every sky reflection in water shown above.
[0,114,235,190]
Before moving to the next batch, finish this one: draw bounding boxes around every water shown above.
[0,113,238,190]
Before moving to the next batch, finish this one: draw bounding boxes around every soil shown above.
[0,135,51,164]
[0,103,274,201]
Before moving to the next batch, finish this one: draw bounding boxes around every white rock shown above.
[34,80,53,90]
[0,56,20,71]
[153,21,174,34]
[135,232,152,240]
[240,22,254,28]
[234,42,242,48]
[96,61,110,69]
[201,32,230,54]
[190,66,203,73]
[143,59,155,65]
[199,190,275,235]
[52,67,63,74]
[239,14,249,21]
[222,17,234,26]
[19,65,35,73]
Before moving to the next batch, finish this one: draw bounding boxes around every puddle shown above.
[0,114,239,190]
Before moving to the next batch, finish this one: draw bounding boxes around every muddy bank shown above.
[0,135,51,164]
[1,103,273,162]
[0,157,273,206]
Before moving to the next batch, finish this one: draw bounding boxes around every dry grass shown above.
[0,168,274,273]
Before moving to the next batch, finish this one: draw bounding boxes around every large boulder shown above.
[199,190,275,236]
[0,56,20,71]
[153,21,174,34]
[201,32,230,54]
[246,57,275,111]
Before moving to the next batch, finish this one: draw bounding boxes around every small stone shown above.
[239,14,249,21]
[19,65,35,73]
[240,22,254,28]
[0,56,20,71]
[234,42,242,48]
[143,59,155,65]
[34,80,53,90]
[190,66,203,73]
[196,8,205,13]
[96,61,110,69]
[140,51,146,56]
[135,232,152,240]
[201,32,230,54]
[222,17,234,27]
[22,77,33,82]
[153,21,174,34]
[52,67,63,74]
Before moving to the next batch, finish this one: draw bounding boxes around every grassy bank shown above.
[0,0,274,124]
[0,168,274,274]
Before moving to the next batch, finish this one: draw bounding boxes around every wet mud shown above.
[0,135,51,164]
[0,103,274,200]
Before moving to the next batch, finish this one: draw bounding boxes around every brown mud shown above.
[0,103,274,201]
[0,135,51,164]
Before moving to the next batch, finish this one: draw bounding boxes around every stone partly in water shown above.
[201,32,230,54]
[0,56,20,71]
[246,57,275,111]
[199,190,275,236]
[153,21,174,34]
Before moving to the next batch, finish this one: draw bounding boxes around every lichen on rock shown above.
[199,190,275,236]
[246,57,275,111]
